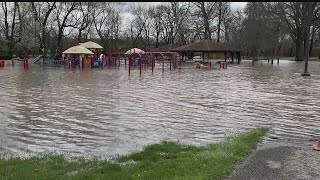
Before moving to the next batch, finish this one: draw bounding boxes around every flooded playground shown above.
[0,60,320,158]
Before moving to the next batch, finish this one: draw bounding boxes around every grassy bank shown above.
[0,129,268,180]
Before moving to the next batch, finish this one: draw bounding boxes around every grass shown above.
[0,129,268,180]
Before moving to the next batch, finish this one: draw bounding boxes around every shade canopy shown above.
[172,39,239,52]
[80,41,103,49]
[125,48,145,55]
[152,44,179,52]
[63,45,94,55]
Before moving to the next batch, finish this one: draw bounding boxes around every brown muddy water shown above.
[0,60,319,158]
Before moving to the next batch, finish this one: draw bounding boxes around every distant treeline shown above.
[0,2,319,60]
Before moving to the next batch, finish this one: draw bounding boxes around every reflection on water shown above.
[0,60,320,158]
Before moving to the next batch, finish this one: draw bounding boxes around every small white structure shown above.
[125,48,145,55]
[79,41,103,49]
[63,45,94,55]
[63,45,94,68]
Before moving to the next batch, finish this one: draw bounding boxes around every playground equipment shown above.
[63,45,94,69]
[105,48,121,68]
[0,60,4,68]
[23,57,29,69]
[219,61,227,69]
[80,41,103,68]
[125,48,182,76]
[0,57,28,69]
[2,41,230,76]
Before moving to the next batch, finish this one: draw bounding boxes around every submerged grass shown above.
[0,129,268,180]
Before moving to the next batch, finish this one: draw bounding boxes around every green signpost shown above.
[45,48,52,59]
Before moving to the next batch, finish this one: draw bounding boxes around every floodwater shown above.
[0,60,320,158]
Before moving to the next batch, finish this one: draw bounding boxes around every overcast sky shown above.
[121,2,247,28]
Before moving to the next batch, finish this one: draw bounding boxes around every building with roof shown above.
[171,39,241,64]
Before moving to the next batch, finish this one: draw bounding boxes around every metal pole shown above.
[129,55,131,75]
[144,49,147,69]
[133,48,136,67]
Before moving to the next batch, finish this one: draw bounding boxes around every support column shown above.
[80,56,82,69]
[202,51,204,62]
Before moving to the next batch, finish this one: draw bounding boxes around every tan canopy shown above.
[152,44,179,52]
[172,39,239,52]
[125,48,145,55]
[80,41,103,49]
[63,45,94,55]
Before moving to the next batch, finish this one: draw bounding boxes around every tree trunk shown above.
[155,30,159,48]
[224,24,229,44]
[271,49,274,64]
[57,28,63,48]
[78,30,82,42]
[295,33,304,61]
[309,25,316,57]
[302,2,312,75]
[201,3,211,40]
[277,43,282,64]
[9,3,17,58]
[217,2,222,42]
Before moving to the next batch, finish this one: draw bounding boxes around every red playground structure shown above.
[126,48,182,76]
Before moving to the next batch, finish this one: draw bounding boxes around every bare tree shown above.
[72,2,95,42]
[55,2,79,48]
[92,2,121,51]
[192,2,218,40]
[30,2,56,51]
[1,2,18,57]
[170,2,191,45]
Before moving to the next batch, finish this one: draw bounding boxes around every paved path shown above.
[226,143,320,180]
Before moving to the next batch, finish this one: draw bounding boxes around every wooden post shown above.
[202,51,204,62]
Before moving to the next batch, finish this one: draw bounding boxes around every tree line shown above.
[0,2,319,60]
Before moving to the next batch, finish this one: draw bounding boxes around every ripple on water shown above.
[0,61,320,158]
